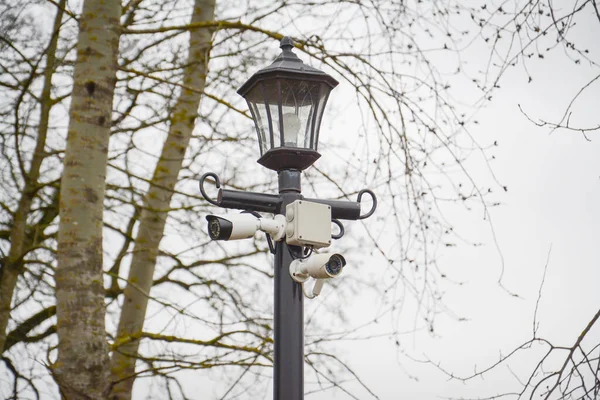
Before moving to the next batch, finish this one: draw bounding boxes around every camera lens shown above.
[208,218,221,240]
[325,255,345,276]
[206,216,233,240]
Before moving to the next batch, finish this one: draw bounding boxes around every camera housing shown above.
[289,253,346,298]
[206,214,286,241]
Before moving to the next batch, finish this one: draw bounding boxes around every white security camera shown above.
[290,253,346,280]
[289,253,346,298]
[206,214,286,241]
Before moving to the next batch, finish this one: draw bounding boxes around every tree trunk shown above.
[0,0,65,354]
[109,0,215,398]
[53,0,120,398]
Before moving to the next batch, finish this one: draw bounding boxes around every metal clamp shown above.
[199,172,221,206]
[357,189,377,220]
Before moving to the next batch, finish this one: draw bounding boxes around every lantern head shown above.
[238,37,339,171]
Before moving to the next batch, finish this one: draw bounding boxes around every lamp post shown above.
[199,37,376,400]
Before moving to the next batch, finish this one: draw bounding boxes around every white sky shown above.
[141,8,600,400]
[147,19,600,398]
[5,2,596,399]
[110,3,600,398]
[298,12,600,400]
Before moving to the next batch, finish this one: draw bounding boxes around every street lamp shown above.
[199,37,376,400]
[237,36,338,171]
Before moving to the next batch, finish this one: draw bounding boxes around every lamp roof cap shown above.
[237,36,339,96]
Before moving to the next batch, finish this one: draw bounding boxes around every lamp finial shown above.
[280,36,294,51]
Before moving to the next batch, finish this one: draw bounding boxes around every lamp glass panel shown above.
[312,82,331,150]
[278,79,321,149]
[259,80,286,148]
[244,86,271,155]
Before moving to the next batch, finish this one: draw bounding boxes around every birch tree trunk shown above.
[53,0,120,398]
[109,0,216,398]
[0,0,65,354]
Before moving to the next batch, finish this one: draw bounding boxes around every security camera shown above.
[289,253,346,298]
[206,214,257,240]
[206,214,285,241]
[290,253,346,280]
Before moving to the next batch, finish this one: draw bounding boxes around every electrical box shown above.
[285,200,332,248]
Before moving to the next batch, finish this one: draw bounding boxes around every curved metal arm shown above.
[199,172,221,206]
[331,219,345,240]
[357,189,377,220]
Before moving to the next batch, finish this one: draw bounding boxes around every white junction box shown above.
[285,200,332,248]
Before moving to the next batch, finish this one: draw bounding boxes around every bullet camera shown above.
[289,253,346,298]
[290,253,346,280]
[206,214,286,241]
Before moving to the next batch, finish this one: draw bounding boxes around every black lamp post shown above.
[199,37,376,400]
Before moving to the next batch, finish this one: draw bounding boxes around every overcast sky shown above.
[149,15,600,400]
[142,7,600,400]
[18,2,592,399]
[297,10,600,400]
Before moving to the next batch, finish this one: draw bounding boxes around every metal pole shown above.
[274,169,303,400]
